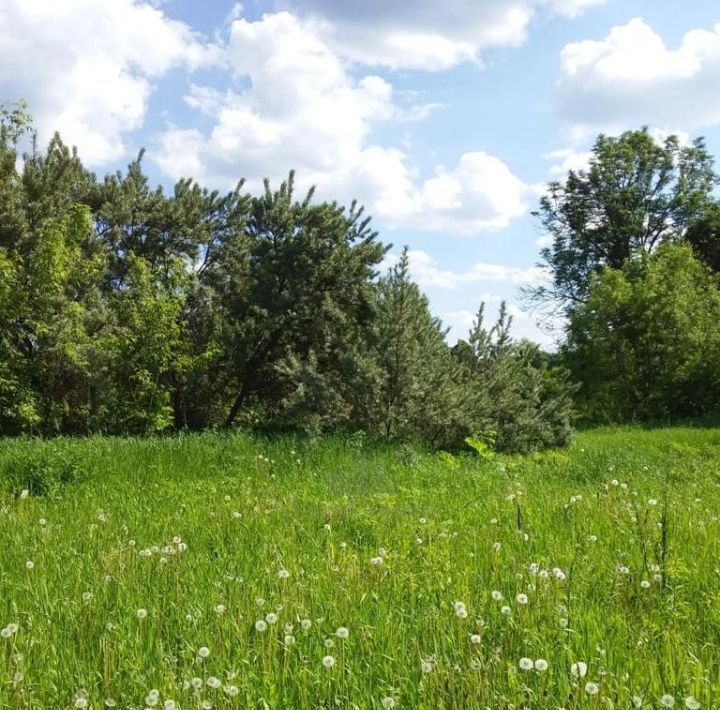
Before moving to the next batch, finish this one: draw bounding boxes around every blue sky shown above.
[3,0,720,345]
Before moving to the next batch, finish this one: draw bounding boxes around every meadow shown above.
[1,426,719,709]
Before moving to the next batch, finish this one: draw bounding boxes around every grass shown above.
[1,425,720,708]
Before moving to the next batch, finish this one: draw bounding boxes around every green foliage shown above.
[0,439,83,497]
[454,303,576,453]
[530,128,716,316]
[566,244,720,422]
[0,104,572,452]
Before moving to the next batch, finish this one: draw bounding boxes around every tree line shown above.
[3,100,719,447]
[0,102,574,451]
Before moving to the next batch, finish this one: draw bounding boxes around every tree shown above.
[685,201,720,274]
[530,129,716,316]
[454,303,575,453]
[565,244,720,422]
[374,248,468,448]
[213,173,387,432]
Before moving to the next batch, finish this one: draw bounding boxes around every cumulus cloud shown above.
[0,0,216,165]
[276,0,610,70]
[558,18,720,134]
[154,12,530,236]
[381,250,547,289]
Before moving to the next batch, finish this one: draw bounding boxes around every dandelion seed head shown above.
[322,655,336,668]
[570,661,587,678]
[585,682,599,695]
[519,657,533,671]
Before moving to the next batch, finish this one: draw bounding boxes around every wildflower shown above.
[198,646,210,658]
[589,535,597,542]
[225,686,239,697]
[421,660,434,673]
[470,633,482,644]
[284,634,296,645]
[104,700,117,707]
[137,608,147,620]
[649,499,658,506]
[611,479,619,486]
[164,702,176,710]
[519,658,533,671]
[82,592,93,603]
[381,698,396,709]
[559,617,568,628]
[501,606,511,615]
[685,698,701,709]
[553,568,566,581]
[493,542,501,552]
[640,580,651,589]
[265,612,278,625]
[278,569,290,579]
[654,573,663,583]
[631,698,643,708]
[618,565,630,575]
[516,593,528,605]
[370,556,384,566]
[491,590,503,601]
[322,655,336,668]
[75,698,88,709]
[585,682,599,695]
[207,677,221,689]
[19,489,29,500]
[660,696,675,708]
[191,677,203,690]
[255,619,268,632]
[419,517,427,524]
[301,619,312,630]
[336,626,349,639]
[534,658,548,671]
[214,604,225,615]
[324,638,335,648]
[570,661,588,678]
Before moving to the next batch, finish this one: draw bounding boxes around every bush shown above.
[0,441,84,497]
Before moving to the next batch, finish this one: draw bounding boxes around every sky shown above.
[3,0,720,346]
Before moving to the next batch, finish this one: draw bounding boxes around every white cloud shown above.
[382,250,547,289]
[543,147,593,176]
[276,0,610,71]
[0,0,216,165]
[154,12,530,236]
[558,18,720,133]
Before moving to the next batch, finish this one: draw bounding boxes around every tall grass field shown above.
[1,427,719,708]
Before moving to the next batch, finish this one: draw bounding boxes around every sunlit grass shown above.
[1,426,719,708]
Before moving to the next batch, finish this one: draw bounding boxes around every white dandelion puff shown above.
[519,657,533,671]
[570,661,588,678]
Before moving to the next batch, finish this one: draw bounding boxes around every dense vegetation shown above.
[0,101,573,452]
[2,427,719,707]
[4,99,720,443]
[529,127,720,424]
